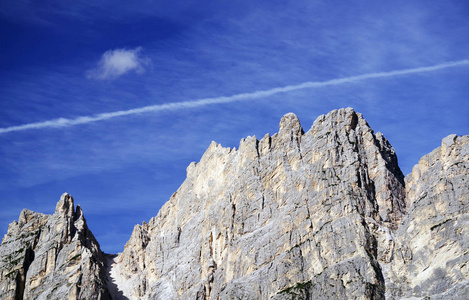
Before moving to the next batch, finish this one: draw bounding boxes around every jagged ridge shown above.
[113,108,408,299]
[0,193,112,300]
[1,108,468,300]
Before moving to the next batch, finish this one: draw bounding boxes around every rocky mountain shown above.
[1,108,468,299]
[386,133,469,299]
[0,193,112,300]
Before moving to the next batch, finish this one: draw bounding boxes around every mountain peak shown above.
[1,108,468,300]
[278,112,304,141]
[55,192,74,217]
[0,194,111,300]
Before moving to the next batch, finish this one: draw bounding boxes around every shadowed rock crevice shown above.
[105,254,128,300]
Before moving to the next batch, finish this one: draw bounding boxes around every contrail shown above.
[1,59,469,134]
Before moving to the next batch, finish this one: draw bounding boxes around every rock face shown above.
[0,193,111,300]
[114,108,402,299]
[1,108,468,299]
[110,107,454,300]
[386,134,469,299]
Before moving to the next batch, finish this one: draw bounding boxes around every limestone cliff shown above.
[110,108,409,299]
[386,134,469,299]
[1,108,468,299]
[0,193,111,300]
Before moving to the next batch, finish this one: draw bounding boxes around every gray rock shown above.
[2,108,467,300]
[0,193,112,300]
[112,108,407,299]
[385,135,469,299]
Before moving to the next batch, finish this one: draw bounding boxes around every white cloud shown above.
[87,47,150,80]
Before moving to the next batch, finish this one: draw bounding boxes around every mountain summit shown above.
[1,108,468,299]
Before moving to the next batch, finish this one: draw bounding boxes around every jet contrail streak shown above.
[1,59,469,134]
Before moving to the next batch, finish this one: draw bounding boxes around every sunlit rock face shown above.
[385,134,469,299]
[1,108,468,300]
[112,108,407,300]
[0,193,111,300]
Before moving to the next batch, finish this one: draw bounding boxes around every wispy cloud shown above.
[2,59,468,135]
[86,47,150,80]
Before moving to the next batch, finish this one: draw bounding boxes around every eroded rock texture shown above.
[1,108,468,299]
[0,193,111,300]
[385,134,469,299]
[112,108,411,299]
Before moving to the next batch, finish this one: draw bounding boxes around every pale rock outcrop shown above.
[2,108,468,300]
[0,193,111,300]
[113,108,407,299]
[385,134,469,299]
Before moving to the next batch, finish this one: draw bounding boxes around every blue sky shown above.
[1,0,468,253]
